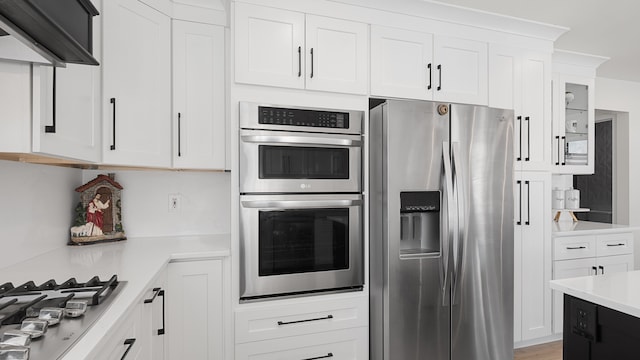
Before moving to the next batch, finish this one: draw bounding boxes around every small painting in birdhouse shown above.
[69,173,126,245]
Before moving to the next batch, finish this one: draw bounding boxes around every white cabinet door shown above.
[305,15,368,94]
[172,20,226,169]
[520,52,551,171]
[91,303,142,360]
[32,63,101,162]
[167,260,224,360]
[370,25,433,100]
[433,36,487,105]
[597,254,634,275]
[102,0,171,167]
[140,269,167,360]
[514,171,552,342]
[489,45,551,171]
[234,3,305,89]
[552,257,595,334]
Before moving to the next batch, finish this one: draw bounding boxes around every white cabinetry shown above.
[552,232,634,333]
[370,25,487,105]
[32,62,101,162]
[513,171,552,342]
[101,0,172,167]
[166,259,227,360]
[489,44,551,171]
[138,0,226,24]
[551,50,608,174]
[234,2,368,94]
[172,20,226,169]
[235,294,369,358]
[140,269,168,359]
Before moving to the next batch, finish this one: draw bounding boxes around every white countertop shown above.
[552,221,639,236]
[550,270,640,319]
[0,234,230,359]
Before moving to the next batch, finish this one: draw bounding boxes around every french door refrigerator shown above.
[370,99,514,360]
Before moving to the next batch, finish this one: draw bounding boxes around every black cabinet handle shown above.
[297,46,302,77]
[555,136,560,165]
[525,116,530,161]
[592,266,597,275]
[110,98,116,150]
[121,338,136,360]
[278,314,333,326]
[516,180,522,225]
[45,68,57,133]
[144,287,162,303]
[437,64,442,91]
[606,243,626,247]
[599,265,605,275]
[177,113,182,157]
[566,246,586,250]
[516,116,522,161]
[302,353,334,360]
[427,63,432,90]
[525,180,530,225]
[310,48,314,78]
[561,136,566,165]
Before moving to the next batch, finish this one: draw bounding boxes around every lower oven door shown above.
[239,193,364,300]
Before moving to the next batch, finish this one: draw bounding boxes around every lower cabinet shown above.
[92,304,143,360]
[235,294,369,359]
[552,232,635,334]
[166,259,226,359]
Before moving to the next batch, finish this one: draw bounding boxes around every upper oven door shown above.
[240,129,362,193]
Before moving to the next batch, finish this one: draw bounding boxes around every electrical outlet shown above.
[168,194,181,212]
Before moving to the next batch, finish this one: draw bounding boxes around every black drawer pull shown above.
[45,68,57,133]
[277,314,333,326]
[110,98,117,150]
[144,287,162,303]
[606,243,625,247]
[121,338,136,360]
[302,353,334,360]
[599,265,605,275]
[566,246,586,250]
[591,266,597,275]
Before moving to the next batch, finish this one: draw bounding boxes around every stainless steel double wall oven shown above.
[239,102,365,301]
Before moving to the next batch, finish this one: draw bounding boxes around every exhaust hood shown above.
[0,0,99,67]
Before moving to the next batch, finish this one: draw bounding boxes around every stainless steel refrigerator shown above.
[370,99,514,360]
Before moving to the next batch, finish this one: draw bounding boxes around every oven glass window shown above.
[259,145,349,179]
[259,208,349,276]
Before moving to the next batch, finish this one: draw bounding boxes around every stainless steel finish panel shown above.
[239,193,364,299]
[370,100,450,360]
[239,129,362,193]
[450,104,514,360]
[240,101,363,134]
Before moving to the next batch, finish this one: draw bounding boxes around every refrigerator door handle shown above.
[441,142,456,306]
[451,142,465,304]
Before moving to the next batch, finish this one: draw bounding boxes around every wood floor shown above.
[514,341,563,360]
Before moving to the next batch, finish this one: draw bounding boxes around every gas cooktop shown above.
[0,275,125,360]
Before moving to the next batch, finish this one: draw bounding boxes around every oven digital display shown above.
[258,208,349,276]
[258,106,350,129]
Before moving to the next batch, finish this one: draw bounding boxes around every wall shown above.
[82,170,231,237]
[595,77,637,267]
[0,160,82,268]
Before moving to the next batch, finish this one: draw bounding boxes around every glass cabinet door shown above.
[564,83,589,166]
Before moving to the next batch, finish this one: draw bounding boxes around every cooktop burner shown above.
[0,275,125,360]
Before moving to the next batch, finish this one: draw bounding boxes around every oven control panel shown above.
[259,106,350,129]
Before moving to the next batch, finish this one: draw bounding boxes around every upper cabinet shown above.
[101,0,172,168]
[172,20,226,169]
[138,0,227,24]
[489,44,552,171]
[551,50,608,175]
[371,25,488,105]
[234,3,368,95]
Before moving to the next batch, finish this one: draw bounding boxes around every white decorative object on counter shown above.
[553,188,565,209]
[565,188,580,209]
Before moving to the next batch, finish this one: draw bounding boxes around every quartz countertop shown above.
[550,270,640,319]
[552,221,639,236]
[0,234,230,359]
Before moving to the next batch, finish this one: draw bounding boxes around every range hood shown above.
[0,0,99,67]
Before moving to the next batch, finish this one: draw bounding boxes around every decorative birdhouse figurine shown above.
[70,174,126,245]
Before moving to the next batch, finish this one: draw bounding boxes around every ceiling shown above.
[431,0,638,82]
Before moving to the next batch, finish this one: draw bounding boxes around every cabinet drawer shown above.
[553,235,596,260]
[90,305,141,360]
[235,326,368,360]
[596,233,633,257]
[235,295,368,343]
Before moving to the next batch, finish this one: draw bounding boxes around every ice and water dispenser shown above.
[399,191,440,257]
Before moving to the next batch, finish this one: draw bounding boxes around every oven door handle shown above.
[241,199,362,208]
[241,134,361,147]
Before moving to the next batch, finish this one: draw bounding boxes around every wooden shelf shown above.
[553,208,590,222]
